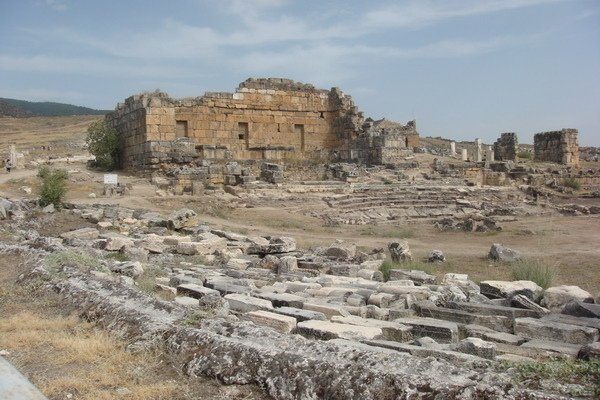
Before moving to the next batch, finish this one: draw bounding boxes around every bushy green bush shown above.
[86,120,120,169]
[38,167,68,208]
[511,259,555,289]
[561,177,581,190]
[517,151,532,160]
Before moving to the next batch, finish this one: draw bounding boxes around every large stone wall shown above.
[534,129,579,165]
[493,132,517,161]
[106,78,365,169]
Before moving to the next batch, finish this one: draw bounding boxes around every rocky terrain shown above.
[1,197,599,399]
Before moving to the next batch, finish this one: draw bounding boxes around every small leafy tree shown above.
[38,167,68,208]
[86,120,120,169]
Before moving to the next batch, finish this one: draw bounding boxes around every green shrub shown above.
[517,151,532,160]
[105,252,131,262]
[511,259,555,289]
[86,120,120,169]
[497,359,600,397]
[38,167,68,208]
[379,259,394,281]
[561,177,581,190]
[45,251,107,274]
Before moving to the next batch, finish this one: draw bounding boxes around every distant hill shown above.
[0,98,110,117]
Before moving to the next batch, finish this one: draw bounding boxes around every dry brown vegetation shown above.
[0,251,265,400]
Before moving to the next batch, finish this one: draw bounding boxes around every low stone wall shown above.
[534,129,579,165]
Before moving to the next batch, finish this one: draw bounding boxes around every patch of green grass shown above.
[45,251,108,274]
[266,219,304,229]
[136,264,168,295]
[561,177,581,191]
[105,252,131,262]
[496,359,600,397]
[180,310,212,327]
[511,259,555,289]
[517,151,532,160]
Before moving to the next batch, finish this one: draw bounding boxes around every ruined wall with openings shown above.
[493,132,517,161]
[106,78,364,170]
[533,129,579,166]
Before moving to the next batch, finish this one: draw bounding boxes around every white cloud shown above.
[44,0,67,11]
[363,0,563,30]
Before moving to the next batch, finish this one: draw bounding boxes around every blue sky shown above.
[0,0,599,145]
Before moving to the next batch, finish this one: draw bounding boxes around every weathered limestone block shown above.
[303,303,350,319]
[324,240,356,260]
[246,310,297,333]
[578,342,600,360]
[540,314,600,330]
[174,296,199,307]
[451,337,496,360]
[224,294,274,313]
[510,294,549,317]
[520,339,582,359]
[254,292,305,309]
[272,306,327,322]
[247,236,296,254]
[176,284,220,299]
[60,227,100,240]
[388,240,412,263]
[446,301,538,319]
[104,236,135,251]
[163,235,192,246]
[462,324,526,346]
[176,237,227,255]
[561,301,600,318]
[514,317,599,345]
[331,315,412,342]
[110,261,144,278]
[479,280,543,302]
[427,250,446,263]
[389,269,436,285]
[541,285,594,312]
[225,258,253,270]
[364,340,485,364]
[416,304,511,333]
[378,283,434,300]
[488,244,521,262]
[393,317,459,343]
[296,320,383,341]
[167,208,198,230]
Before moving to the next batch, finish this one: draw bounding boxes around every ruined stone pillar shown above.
[461,148,468,161]
[450,141,456,157]
[486,146,495,162]
[9,145,17,168]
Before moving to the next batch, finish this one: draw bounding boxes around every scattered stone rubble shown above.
[2,201,598,398]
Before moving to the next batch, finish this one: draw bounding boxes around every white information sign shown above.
[104,174,118,185]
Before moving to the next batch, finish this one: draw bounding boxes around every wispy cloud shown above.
[363,0,563,30]
[44,0,67,11]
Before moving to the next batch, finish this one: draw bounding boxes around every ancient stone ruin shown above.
[493,132,518,161]
[534,129,579,165]
[350,118,420,165]
[106,78,419,170]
